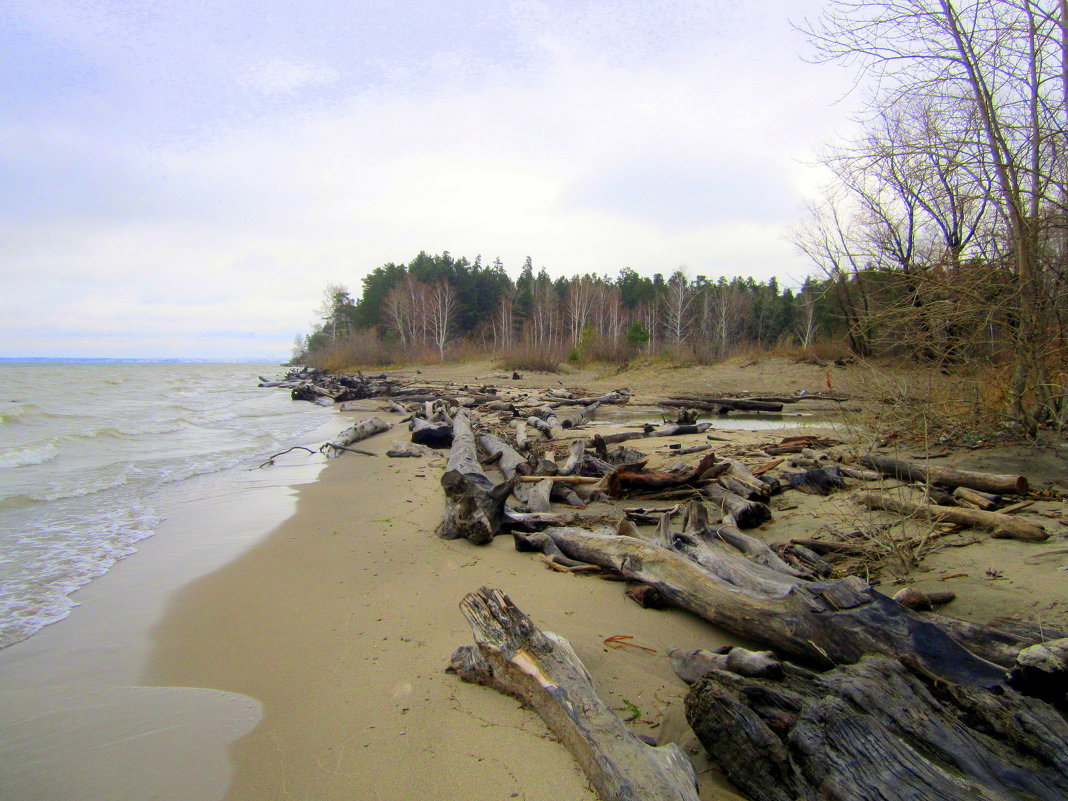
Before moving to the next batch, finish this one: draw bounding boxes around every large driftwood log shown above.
[560,402,600,429]
[543,526,1005,687]
[436,410,512,544]
[448,588,700,801]
[860,454,1029,495]
[684,655,1068,801]
[856,491,1048,541]
[321,417,392,458]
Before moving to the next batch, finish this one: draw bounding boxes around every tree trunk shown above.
[448,587,700,801]
[478,433,528,481]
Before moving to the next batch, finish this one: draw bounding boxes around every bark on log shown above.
[321,417,392,458]
[447,587,700,801]
[684,655,1068,801]
[436,410,513,544]
[860,454,1029,495]
[542,527,1005,687]
[855,491,1048,541]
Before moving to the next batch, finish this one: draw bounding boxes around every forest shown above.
[298,0,1068,435]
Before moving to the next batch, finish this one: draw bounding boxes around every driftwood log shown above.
[595,423,712,446]
[856,491,1048,541]
[683,654,1068,801]
[436,410,512,544]
[542,526,1005,687]
[447,587,700,801]
[860,454,1029,495]
[662,397,784,413]
[320,417,392,458]
[410,416,453,448]
[605,453,723,497]
[478,433,528,480]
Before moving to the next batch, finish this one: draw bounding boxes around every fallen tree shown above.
[447,587,700,801]
[855,491,1048,542]
[859,455,1029,495]
[320,417,392,458]
[436,410,512,544]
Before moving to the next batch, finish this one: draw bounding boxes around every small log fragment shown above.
[838,465,881,481]
[528,478,554,513]
[321,417,392,458]
[595,423,711,445]
[625,584,670,609]
[892,586,957,610]
[526,415,554,439]
[386,440,431,458]
[513,420,530,452]
[1009,638,1068,712]
[784,465,844,495]
[668,646,783,684]
[448,587,700,801]
[952,486,1001,510]
[856,491,1048,541]
[860,454,1029,495]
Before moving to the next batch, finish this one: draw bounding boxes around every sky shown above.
[1,0,857,360]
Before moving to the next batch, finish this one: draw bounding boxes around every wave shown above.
[0,442,59,469]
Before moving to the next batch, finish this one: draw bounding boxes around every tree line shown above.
[296,251,838,367]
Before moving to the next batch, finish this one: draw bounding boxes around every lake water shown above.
[0,362,333,648]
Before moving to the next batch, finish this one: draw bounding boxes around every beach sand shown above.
[145,409,750,800]
[5,357,1065,801]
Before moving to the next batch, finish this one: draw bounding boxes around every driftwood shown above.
[386,441,431,458]
[448,588,700,801]
[668,646,783,684]
[527,478,554,513]
[410,416,453,449]
[516,475,602,484]
[478,433,528,480]
[663,397,784,413]
[321,417,392,458]
[436,410,512,544]
[892,586,956,610]
[560,402,600,429]
[702,485,771,529]
[542,526,1005,686]
[856,491,1048,541]
[952,485,1001,510]
[595,423,711,445]
[860,454,1029,495]
[720,458,771,500]
[785,465,844,496]
[605,453,723,497]
[526,415,554,439]
[513,420,530,452]
[558,438,587,476]
[684,654,1068,801]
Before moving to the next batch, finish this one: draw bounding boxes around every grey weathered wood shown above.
[856,491,1047,541]
[594,423,711,445]
[321,417,392,458]
[557,438,587,476]
[702,485,771,529]
[527,478,553,513]
[685,655,1068,801]
[448,587,700,801]
[478,433,528,480]
[860,454,1029,495]
[543,526,1005,687]
[436,410,512,544]
[561,402,600,429]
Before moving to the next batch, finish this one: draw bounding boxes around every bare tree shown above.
[427,281,456,361]
[662,269,694,347]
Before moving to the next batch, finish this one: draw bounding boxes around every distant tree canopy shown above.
[297,250,841,364]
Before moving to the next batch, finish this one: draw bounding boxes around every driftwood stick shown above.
[321,417,392,458]
[448,588,700,801]
[855,491,1048,541]
[516,475,602,484]
[860,455,1029,495]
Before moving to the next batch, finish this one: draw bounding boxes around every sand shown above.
[5,356,1066,801]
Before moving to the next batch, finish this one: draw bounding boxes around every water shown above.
[0,362,333,648]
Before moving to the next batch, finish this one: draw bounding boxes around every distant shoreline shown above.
[0,357,286,364]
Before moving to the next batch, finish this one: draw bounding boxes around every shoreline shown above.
[144,408,749,799]
[0,411,340,801]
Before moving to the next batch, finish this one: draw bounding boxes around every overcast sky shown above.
[1,0,856,360]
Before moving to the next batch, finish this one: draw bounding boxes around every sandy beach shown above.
[4,357,1066,801]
